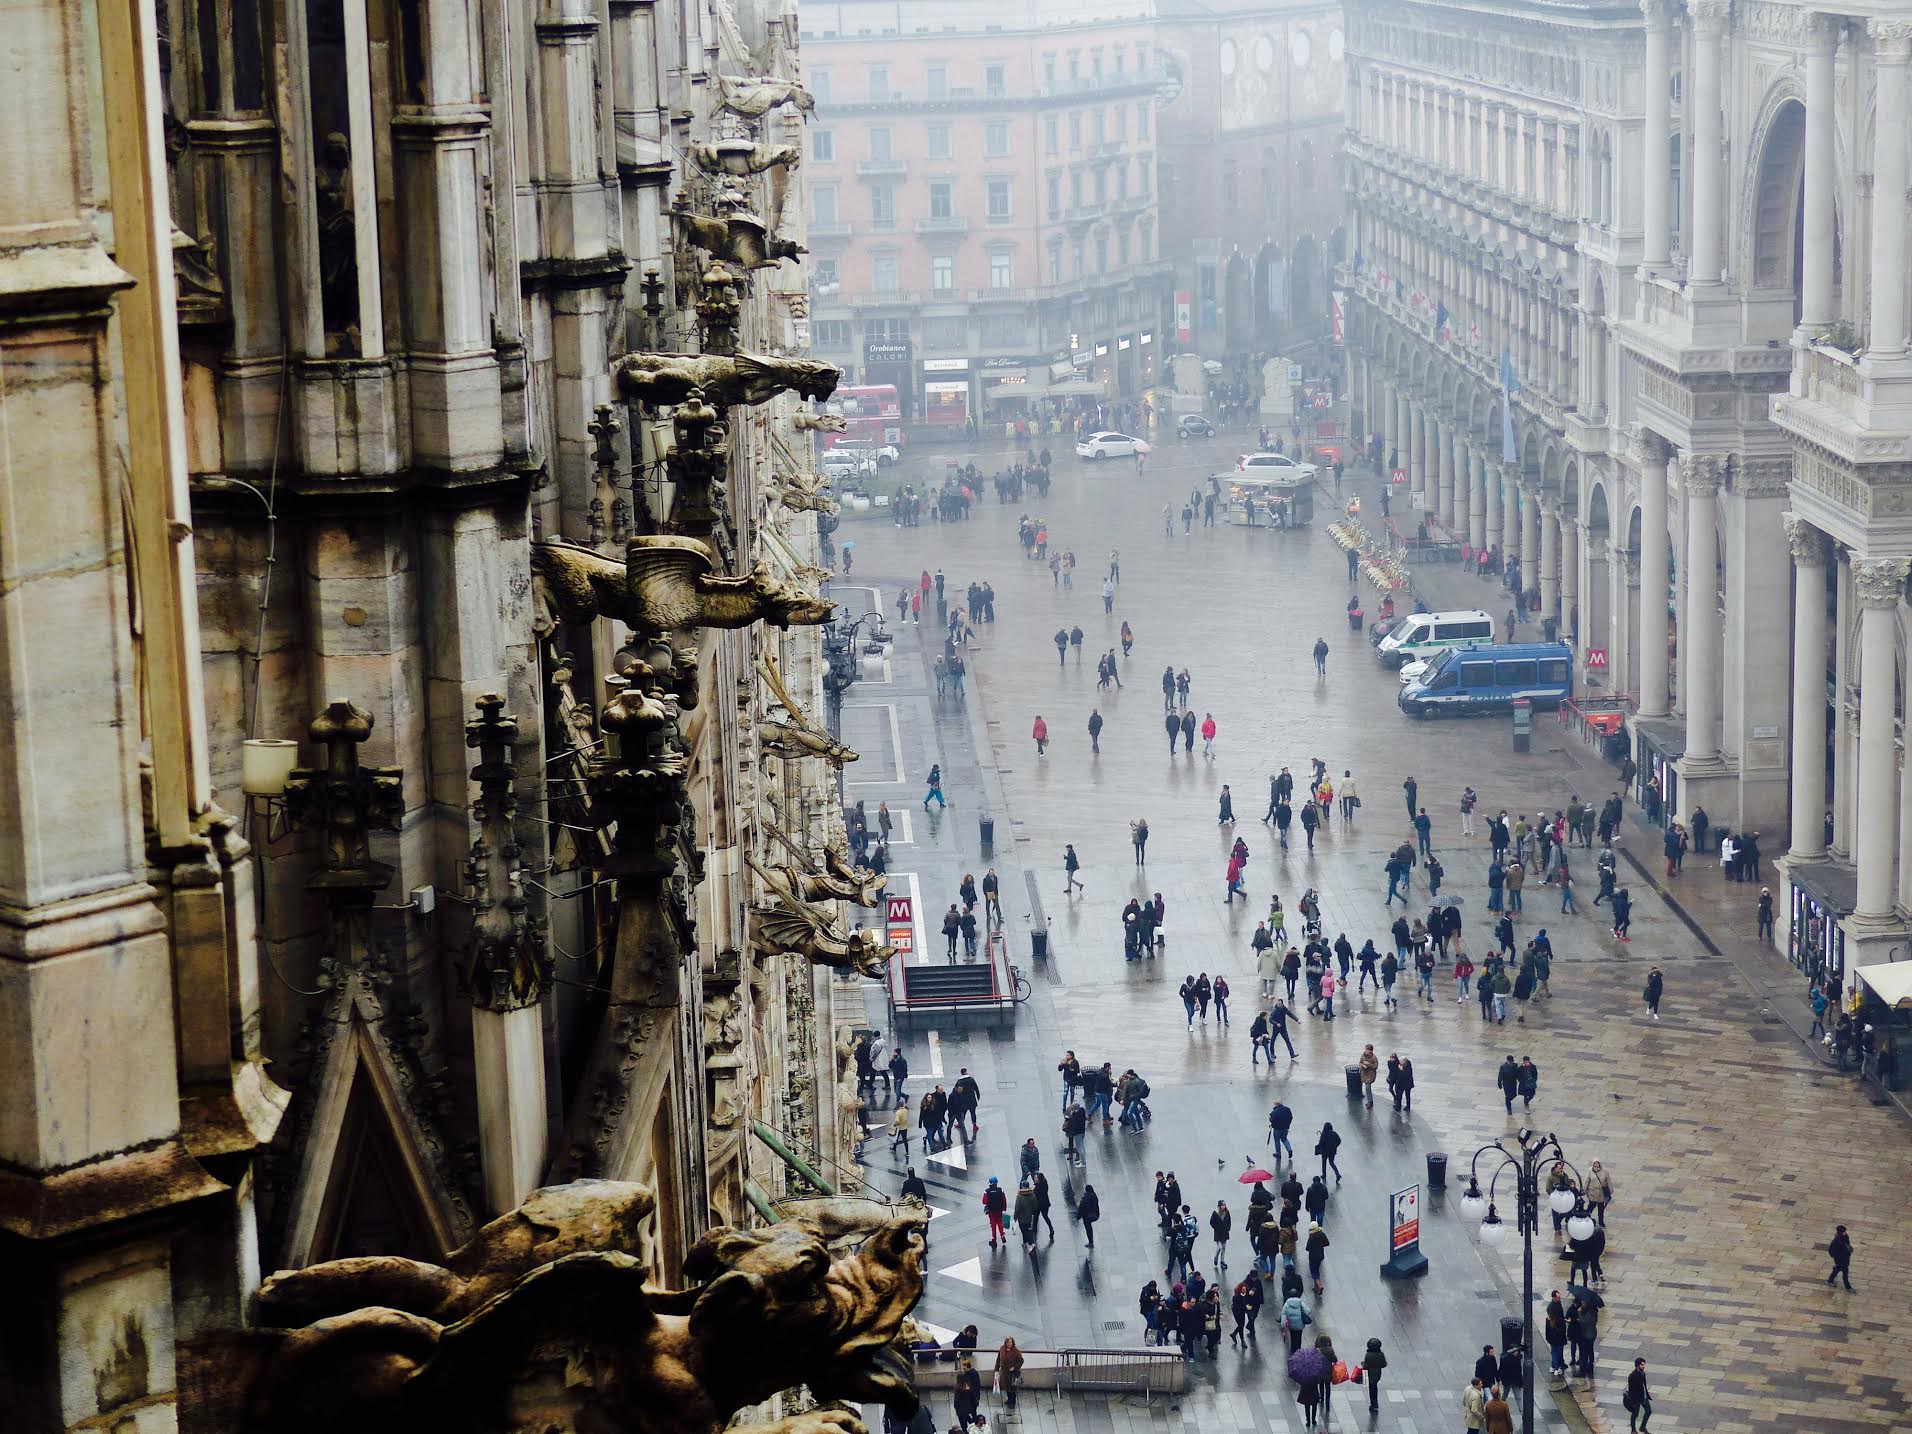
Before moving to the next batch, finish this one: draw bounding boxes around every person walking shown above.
[1013,1180,1039,1253]
[923,764,947,810]
[1482,1384,1514,1434]
[1827,1224,1855,1289]
[1268,1099,1295,1162]
[1032,714,1048,756]
[1033,1170,1055,1240]
[1497,1055,1520,1114]
[1201,712,1217,760]
[1339,771,1359,822]
[1304,1221,1330,1293]
[1643,966,1664,1020]
[942,905,961,962]
[982,869,1001,928]
[1102,577,1116,614]
[888,1099,911,1155]
[1063,843,1084,897]
[1087,708,1103,753]
[1314,1121,1342,1181]
[1219,784,1235,825]
[1213,974,1231,1026]
[1757,886,1775,940]
[1583,1160,1613,1226]
[1358,1044,1379,1108]
[1180,708,1197,755]
[1623,1359,1653,1433]
[1210,1200,1233,1267]
[1611,886,1633,941]
[1395,1056,1416,1111]
[1312,637,1330,676]
[1517,1056,1539,1111]
[1462,1378,1488,1434]
[1078,1182,1101,1247]
[1361,1338,1388,1416]
[1054,628,1069,667]
[982,1176,1008,1247]
[1132,818,1150,865]
[1280,1292,1312,1355]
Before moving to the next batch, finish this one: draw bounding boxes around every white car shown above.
[1237,450,1319,480]
[1075,431,1152,460]
[821,450,877,479]
[1398,658,1431,687]
[833,441,901,467]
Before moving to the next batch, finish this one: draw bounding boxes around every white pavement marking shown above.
[887,808,915,845]
[938,1257,985,1288]
[903,871,928,965]
[924,1202,951,1221]
[843,701,906,786]
[927,1028,944,1075]
[924,1140,968,1170]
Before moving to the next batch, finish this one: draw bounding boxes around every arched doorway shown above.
[1289,234,1322,336]
[1750,98,1808,321]
[1224,253,1253,353]
[1253,242,1283,345]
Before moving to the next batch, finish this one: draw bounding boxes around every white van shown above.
[1375,608,1495,669]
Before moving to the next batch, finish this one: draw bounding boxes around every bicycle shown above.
[1010,964,1033,1002]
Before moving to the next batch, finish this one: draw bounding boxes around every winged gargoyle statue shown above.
[675,203,776,271]
[793,412,848,433]
[718,75,816,117]
[531,539,636,629]
[614,351,840,409]
[759,652,858,766]
[224,1179,926,1434]
[800,836,887,907]
[690,140,802,175]
[628,536,835,631]
[775,470,839,516]
[747,855,893,977]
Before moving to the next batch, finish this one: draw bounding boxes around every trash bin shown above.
[979,815,995,850]
[1426,1151,1448,1189]
[1031,927,1049,961]
[1345,1065,1363,1099]
[1501,1315,1525,1358]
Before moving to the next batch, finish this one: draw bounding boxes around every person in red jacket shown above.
[1033,715,1049,756]
[1200,713,1218,760]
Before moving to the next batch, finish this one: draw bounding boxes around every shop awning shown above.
[1856,962,1912,1009]
[1048,378,1103,396]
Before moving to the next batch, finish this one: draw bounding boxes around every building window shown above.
[811,69,831,104]
[990,251,1014,288]
[1299,138,1316,190]
[923,315,966,349]
[1092,109,1105,144]
[1068,52,1080,81]
[1095,231,1109,272]
[1139,161,1150,197]
[1118,228,1130,266]
[1072,239,1085,276]
[926,64,947,99]
[986,177,1012,220]
[1091,50,1103,81]
[870,127,893,161]
[1047,175,1061,219]
[1137,43,1149,73]
[985,63,1006,98]
[1116,163,1127,200]
[1222,165,1238,210]
[873,254,899,291]
[1071,171,1084,206]
[813,319,851,348]
[870,317,908,339]
[1113,45,1126,77]
[813,257,840,289]
[1094,168,1107,203]
[982,315,1025,346]
[813,183,839,225]
[1116,106,1127,141]
[932,255,955,291]
[986,121,1010,157]
[871,184,895,226]
[927,123,951,159]
[929,181,953,218]
[1069,112,1082,149]
[1137,103,1149,140]
[1048,240,1062,283]
[868,66,889,101]
[1044,55,1056,90]
[1045,115,1058,154]
[813,130,835,162]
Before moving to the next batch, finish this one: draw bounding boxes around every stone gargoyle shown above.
[238,1179,926,1434]
[531,539,636,629]
[775,471,840,516]
[676,205,778,270]
[793,412,848,433]
[613,351,841,410]
[629,535,834,631]
[690,140,802,176]
[759,652,858,766]
[798,837,887,907]
[718,75,816,117]
[747,855,893,977]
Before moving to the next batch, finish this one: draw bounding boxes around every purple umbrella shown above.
[1287,1347,1331,1383]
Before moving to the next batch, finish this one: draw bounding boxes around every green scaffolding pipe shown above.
[743,1178,781,1224]
[750,1120,837,1196]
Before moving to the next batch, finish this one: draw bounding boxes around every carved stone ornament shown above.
[628,536,836,631]
[1870,18,1912,62]
[463,695,551,1012]
[718,75,817,117]
[747,855,894,977]
[613,351,842,410]
[282,701,405,894]
[1628,426,1667,468]
[234,1180,926,1434]
[758,653,858,765]
[1732,457,1792,498]
[776,476,841,517]
[531,540,637,628]
[1781,513,1833,567]
[594,636,701,874]
[690,139,802,177]
[1853,557,1910,610]
[779,834,888,908]
[1677,452,1726,495]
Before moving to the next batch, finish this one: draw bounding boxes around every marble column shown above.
[1437,418,1456,527]
[1394,389,1410,473]
[1800,16,1839,329]
[1642,0,1674,265]
[1866,20,1912,355]
[1636,433,1672,717]
[1784,516,1833,861]
[1459,442,1478,547]
[1618,549,1639,694]
[1411,402,1428,501]
[1560,513,1579,638]
[1853,559,1910,918]
[1688,0,1729,284]
[1502,469,1521,570]
[1679,453,1724,760]
[1539,499,1561,620]
[1482,459,1502,554]
[1520,489,1541,598]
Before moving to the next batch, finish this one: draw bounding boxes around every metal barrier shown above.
[909,1347,1185,1404]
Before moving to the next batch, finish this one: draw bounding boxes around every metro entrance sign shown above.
[1585,647,1609,669]
[886,896,914,958]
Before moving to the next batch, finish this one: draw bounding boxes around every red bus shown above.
[824,384,903,449]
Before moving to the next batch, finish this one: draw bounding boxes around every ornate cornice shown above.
[1782,512,1833,568]
[1689,0,1732,36]
[1732,457,1792,498]
[1870,18,1912,64]
[1853,558,1910,610]
[1677,452,1726,495]
[1640,0,1676,28]
[1629,426,1669,467]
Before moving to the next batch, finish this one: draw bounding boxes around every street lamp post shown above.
[1456,1128,1594,1434]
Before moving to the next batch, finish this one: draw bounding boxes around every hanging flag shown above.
[1434,301,1450,340]
[1395,278,1405,302]
[1331,290,1346,342]
[1353,251,1365,273]
[1500,347,1521,463]
[1468,319,1482,349]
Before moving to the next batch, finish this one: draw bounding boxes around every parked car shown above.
[1236,450,1319,480]
[1176,414,1217,439]
[832,440,901,467]
[821,450,876,481]
[1075,431,1151,460]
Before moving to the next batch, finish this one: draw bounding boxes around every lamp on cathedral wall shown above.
[242,738,300,797]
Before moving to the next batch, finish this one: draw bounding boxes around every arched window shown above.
[1299,138,1316,190]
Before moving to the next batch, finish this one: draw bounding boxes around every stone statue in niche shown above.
[227,1179,925,1434]
[314,131,361,353]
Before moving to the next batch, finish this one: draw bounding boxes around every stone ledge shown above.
[0,1140,225,1241]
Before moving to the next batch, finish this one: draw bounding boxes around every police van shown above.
[1397,642,1575,718]
[1374,608,1495,669]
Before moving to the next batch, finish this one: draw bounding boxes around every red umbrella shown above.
[1239,1167,1276,1184]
